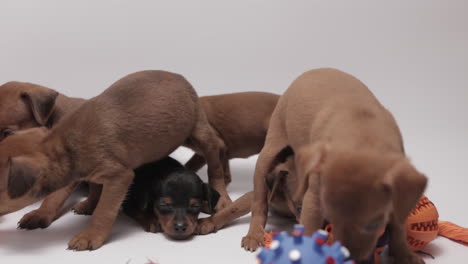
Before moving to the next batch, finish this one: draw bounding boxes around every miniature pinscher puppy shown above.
[242,68,427,264]
[0,81,95,227]
[122,156,219,239]
[184,92,279,184]
[0,70,230,250]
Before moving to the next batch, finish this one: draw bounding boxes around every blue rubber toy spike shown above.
[257,225,355,264]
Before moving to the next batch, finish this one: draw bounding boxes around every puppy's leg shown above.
[221,153,232,185]
[242,129,288,251]
[198,191,253,235]
[388,217,425,264]
[191,109,231,210]
[72,183,102,215]
[185,153,206,172]
[18,182,78,229]
[68,169,134,251]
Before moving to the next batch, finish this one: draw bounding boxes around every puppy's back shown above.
[52,70,200,169]
[283,68,403,152]
[200,92,279,156]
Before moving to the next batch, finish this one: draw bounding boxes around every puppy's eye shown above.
[296,207,302,215]
[190,203,200,209]
[0,128,14,140]
[188,203,201,213]
[158,203,173,212]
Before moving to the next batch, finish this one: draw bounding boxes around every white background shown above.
[0,1,467,263]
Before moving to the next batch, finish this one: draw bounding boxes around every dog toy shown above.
[407,195,468,249]
[264,196,468,263]
[406,195,439,250]
[257,225,354,264]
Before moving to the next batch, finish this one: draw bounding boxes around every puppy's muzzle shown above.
[174,221,188,233]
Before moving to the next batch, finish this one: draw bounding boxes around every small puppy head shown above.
[0,82,59,130]
[154,170,220,239]
[0,127,50,216]
[297,144,427,261]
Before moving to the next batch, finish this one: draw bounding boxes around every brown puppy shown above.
[0,70,230,250]
[0,81,85,130]
[241,68,427,264]
[0,82,91,227]
[184,92,279,184]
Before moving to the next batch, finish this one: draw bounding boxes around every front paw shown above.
[18,209,54,229]
[197,217,217,235]
[143,222,161,233]
[68,229,106,251]
[215,194,232,211]
[72,200,96,215]
[394,252,425,264]
[241,233,264,252]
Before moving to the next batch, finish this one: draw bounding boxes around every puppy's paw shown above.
[144,222,161,233]
[68,230,106,251]
[18,209,54,229]
[241,234,263,252]
[196,217,217,235]
[72,200,96,215]
[215,195,232,211]
[394,252,425,264]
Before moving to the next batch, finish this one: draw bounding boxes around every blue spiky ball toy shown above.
[256,225,354,264]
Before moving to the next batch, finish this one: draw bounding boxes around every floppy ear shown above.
[21,86,59,126]
[382,158,428,222]
[295,142,328,199]
[201,183,220,214]
[7,156,39,198]
[295,142,328,176]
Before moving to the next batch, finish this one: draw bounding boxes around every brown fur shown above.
[241,68,427,264]
[0,82,105,229]
[0,70,231,250]
[184,92,279,184]
[0,81,94,227]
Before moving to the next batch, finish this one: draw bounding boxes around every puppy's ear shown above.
[7,156,39,198]
[21,86,59,126]
[382,158,427,222]
[201,183,220,214]
[295,142,328,199]
[295,142,328,176]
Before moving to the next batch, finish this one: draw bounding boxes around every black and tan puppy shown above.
[0,70,229,250]
[242,68,427,264]
[123,156,219,239]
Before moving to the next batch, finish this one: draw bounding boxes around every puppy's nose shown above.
[174,222,187,233]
